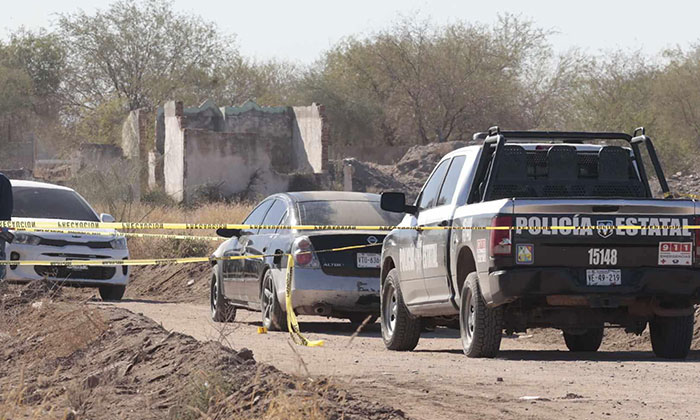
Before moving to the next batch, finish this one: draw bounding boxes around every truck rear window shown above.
[483,145,647,200]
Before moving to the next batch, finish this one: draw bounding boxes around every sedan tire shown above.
[381,268,421,351]
[261,270,286,331]
[211,270,236,322]
[563,328,604,352]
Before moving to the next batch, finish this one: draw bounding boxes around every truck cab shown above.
[379,127,700,359]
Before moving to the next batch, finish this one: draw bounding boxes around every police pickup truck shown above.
[379,127,699,359]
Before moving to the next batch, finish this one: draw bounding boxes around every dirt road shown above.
[107,300,700,420]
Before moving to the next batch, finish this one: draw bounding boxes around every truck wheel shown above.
[650,314,694,359]
[98,285,125,301]
[460,273,503,358]
[563,328,604,352]
[261,270,286,331]
[381,269,421,351]
[211,271,236,322]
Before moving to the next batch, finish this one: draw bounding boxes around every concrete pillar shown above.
[343,159,354,192]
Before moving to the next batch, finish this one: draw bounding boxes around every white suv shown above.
[5,180,130,301]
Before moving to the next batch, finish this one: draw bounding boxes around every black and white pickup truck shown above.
[379,127,700,359]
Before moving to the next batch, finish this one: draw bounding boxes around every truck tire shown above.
[261,270,287,331]
[460,273,502,358]
[563,328,604,352]
[650,314,694,359]
[381,269,421,351]
[211,271,236,323]
[99,285,125,301]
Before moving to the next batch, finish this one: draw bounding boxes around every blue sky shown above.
[2,0,699,63]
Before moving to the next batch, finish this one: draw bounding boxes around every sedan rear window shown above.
[297,200,403,226]
[12,187,99,221]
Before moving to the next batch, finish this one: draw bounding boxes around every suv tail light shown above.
[292,236,320,268]
[490,215,513,256]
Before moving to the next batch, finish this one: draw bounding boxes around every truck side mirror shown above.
[381,192,417,214]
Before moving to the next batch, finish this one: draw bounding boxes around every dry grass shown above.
[92,201,254,259]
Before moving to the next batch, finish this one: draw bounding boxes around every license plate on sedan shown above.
[586,269,621,286]
[357,253,380,268]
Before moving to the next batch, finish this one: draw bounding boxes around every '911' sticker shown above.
[658,242,692,266]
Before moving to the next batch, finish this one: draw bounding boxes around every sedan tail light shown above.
[292,236,320,268]
[490,215,513,256]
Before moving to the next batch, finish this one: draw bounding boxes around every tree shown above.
[57,0,237,112]
[304,16,576,150]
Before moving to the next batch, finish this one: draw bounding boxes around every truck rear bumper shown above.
[483,267,700,307]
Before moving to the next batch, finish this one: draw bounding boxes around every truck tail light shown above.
[292,236,320,268]
[490,215,513,256]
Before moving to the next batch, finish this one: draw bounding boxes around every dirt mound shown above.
[332,141,473,198]
[665,170,700,196]
[125,264,210,303]
[0,294,406,420]
[389,141,471,193]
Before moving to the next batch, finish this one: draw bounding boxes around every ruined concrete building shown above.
[121,99,329,202]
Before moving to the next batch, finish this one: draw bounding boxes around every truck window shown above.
[437,155,466,206]
[417,159,450,209]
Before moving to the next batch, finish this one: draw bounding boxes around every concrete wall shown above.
[164,102,186,202]
[182,130,289,200]
[158,99,329,202]
[292,104,327,173]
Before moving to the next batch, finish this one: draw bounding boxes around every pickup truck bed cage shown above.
[471,126,671,202]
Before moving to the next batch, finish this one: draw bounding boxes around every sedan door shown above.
[245,199,288,304]
[222,199,273,304]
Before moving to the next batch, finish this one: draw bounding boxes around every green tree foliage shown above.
[57,0,234,111]
[303,16,581,148]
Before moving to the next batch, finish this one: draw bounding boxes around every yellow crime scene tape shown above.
[0,239,380,347]
[20,227,224,241]
[4,220,700,232]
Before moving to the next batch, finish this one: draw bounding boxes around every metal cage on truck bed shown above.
[469,127,672,203]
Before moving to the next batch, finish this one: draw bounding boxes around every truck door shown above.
[418,155,467,303]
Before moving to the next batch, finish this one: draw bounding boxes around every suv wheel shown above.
[99,285,125,301]
[211,271,236,322]
[460,273,502,358]
[261,270,286,331]
[650,314,694,359]
[381,268,421,351]
[563,328,604,352]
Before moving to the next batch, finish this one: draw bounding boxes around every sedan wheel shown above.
[211,271,235,322]
[261,270,286,331]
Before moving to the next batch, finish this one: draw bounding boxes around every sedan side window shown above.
[244,200,274,234]
[417,159,450,210]
[259,199,287,235]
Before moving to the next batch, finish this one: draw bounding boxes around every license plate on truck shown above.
[586,269,621,286]
[357,253,380,268]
